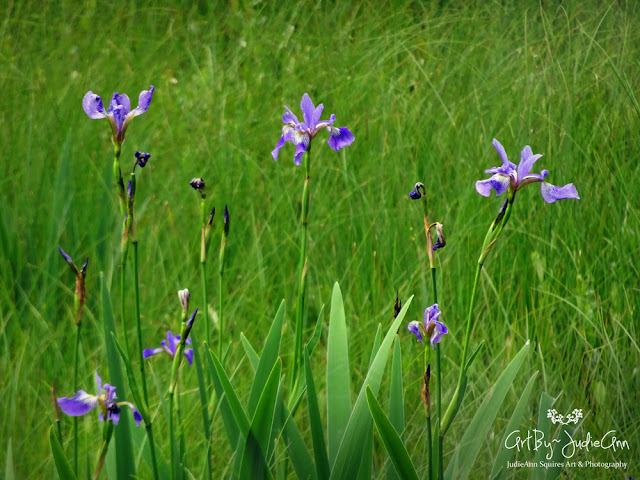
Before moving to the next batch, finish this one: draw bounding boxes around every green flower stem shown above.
[168,316,194,480]
[191,331,212,480]
[431,267,444,480]
[72,322,81,476]
[441,194,514,435]
[200,200,210,346]
[132,241,160,480]
[93,422,114,480]
[424,347,432,480]
[113,144,125,217]
[168,392,176,480]
[198,200,214,479]
[218,220,228,360]
[419,190,442,479]
[292,147,311,391]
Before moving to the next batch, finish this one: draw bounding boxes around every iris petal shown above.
[82,92,107,119]
[128,85,155,118]
[57,390,99,416]
[408,321,423,343]
[327,127,355,151]
[475,174,511,197]
[540,182,580,203]
[300,93,316,130]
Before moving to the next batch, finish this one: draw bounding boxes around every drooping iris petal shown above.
[408,321,423,343]
[327,127,355,151]
[184,348,194,366]
[539,182,580,203]
[271,127,293,161]
[57,390,99,416]
[475,174,511,197]
[143,347,164,359]
[430,320,449,349]
[166,331,179,354]
[293,142,307,166]
[122,402,143,427]
[82,92,107,119]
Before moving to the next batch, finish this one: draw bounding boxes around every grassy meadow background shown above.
[1,0,638,477]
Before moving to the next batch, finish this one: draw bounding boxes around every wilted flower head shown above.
[189,178,206,198]
[134,151,151,168]
[433,223,446,251]
[475,139,580,203]
[409,182,425,200]
[82,86,154,144]
[143,330,194,366]
[272,93,355,165]
[57,371,142,427]
[408,304,448,349]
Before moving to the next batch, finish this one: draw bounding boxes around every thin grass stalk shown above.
[423,347,432,480]
[292,147,311,391]
[200,199,210,345]
[431,267,444,480]
[218,205,229,360]
[132,241,160,480]
[73,322,81,476]
[198,211,214,479]
[169,392,176,480]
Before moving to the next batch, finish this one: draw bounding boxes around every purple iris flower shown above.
[475,139,579,203]
[143,330,194,366]
[408,304,448,350]
[57,371,142,427]
[271,93,355,165]
[82,86,154,144]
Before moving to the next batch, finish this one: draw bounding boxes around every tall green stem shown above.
[292,147,311,390]
[431,267,444,480]
[423,348,432,480]
[72,322,81,476]
[218,208,228,359]
[132,242,159,480]
[169,392,176,480]
[440,261,483,435]
[197,200,214,479]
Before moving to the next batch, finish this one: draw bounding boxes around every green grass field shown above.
[1,0,638,478]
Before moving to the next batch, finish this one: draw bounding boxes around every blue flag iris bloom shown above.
[272,93,355,165]
[57,371,142,427]
[82,86,154,144]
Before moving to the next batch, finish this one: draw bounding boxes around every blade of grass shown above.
[357,324,382,480]
[366,386,419,480]
[386,337,405,480]
[327,282,352,465]
[247,300,285,416]
[531,392,555,480]
[206,347,248,448]
[100,273,136,479]
[304,346,330,480]
[329,295,414,480]
[490,372,539,480]
[444,341,531,480]
[306,305,325,357]
[50,426,77,480]
[238,358,282,479]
